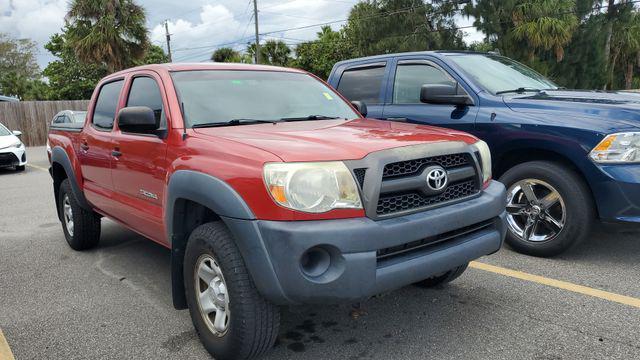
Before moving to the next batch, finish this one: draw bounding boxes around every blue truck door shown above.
[381,57,479,132]
[332,61,389,119]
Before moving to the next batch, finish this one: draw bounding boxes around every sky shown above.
[0,0,485,69]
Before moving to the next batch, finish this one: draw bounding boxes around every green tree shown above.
[0,33,44,99]
[261,40,292,66]
[66,0,149,72]
[211,47,242,63]
[139,44,170,64]
[344,0,465,58]
[511,0,579,62]
[293,26,353,79]
[247,40,292,66]
[43,31,108,100]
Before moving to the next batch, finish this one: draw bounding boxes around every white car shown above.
[0,123,26,171]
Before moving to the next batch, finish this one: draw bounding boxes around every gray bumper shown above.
[224,181,507,305]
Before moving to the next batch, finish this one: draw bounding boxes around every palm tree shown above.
[511,0,578,62]
[248,40,292,66]
[211,47,242,63]
[608,9,640,89]
[66,0,149,72]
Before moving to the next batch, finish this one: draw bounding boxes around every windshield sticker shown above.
[323,92,334,100]
[231,80,243,85]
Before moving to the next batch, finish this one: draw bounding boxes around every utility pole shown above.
[164,20,172,62]
[253,0,260,64]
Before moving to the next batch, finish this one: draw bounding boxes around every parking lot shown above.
[0,147,639,360]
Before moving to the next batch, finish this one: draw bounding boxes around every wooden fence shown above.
[0,100,90,146]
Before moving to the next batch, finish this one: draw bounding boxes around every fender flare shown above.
[166,170,257,309]
[51,146,92,211]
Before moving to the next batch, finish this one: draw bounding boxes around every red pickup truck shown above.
[48,63,506,360]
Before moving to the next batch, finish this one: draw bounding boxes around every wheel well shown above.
[170,199,221,309]
[51,162,68,221]
[494,148,599,217]
[495,148,579,179]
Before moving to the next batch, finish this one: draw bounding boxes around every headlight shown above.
[0,141,21,150]
[590,132,640,163]
[472,140,492,184]
[263,162,362,213]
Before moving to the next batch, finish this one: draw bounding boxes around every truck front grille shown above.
[376,180,478,215]
[376,219,495,266]
[382,153,470,179]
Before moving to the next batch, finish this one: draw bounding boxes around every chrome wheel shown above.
[195,254,230,336]
[62,194,74,237]
[506,179,566,243]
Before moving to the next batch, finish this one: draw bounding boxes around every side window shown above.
[93,80,124,130]
[53,116,63,124]
[126,77,166,129]
[393,63,453,104]
[337,65,385,104]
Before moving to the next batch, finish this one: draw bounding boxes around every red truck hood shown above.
[193,118,478,162]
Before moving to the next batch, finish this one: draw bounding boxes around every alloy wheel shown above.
[506,179,566,243]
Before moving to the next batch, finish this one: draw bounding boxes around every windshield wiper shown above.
[279,115,343,122]
[495,87,542,95]
[192,118,278,128]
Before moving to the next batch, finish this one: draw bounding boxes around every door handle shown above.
[112,149,122,157]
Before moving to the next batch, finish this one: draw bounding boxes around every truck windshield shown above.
[171,70,359,128]
[447,54,558,95]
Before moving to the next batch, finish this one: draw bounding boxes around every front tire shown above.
[58,179,101,250]
[184,222,279,360]
[499,161,594,257]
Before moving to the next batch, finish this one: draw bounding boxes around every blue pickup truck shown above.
[328,51,640,257]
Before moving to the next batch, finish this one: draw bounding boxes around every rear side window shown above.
[126,77,166,129]
[393,63,453,104]
[337,65,385,104]
[93,80,124,130]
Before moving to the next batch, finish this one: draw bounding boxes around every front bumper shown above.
[591,164,640,224]
[0,147,26,168]
[224,181,507,305]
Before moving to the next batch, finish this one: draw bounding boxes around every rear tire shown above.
[184,222,279,360]
[499,161,594,257]
[415,263,468,288]
[58,179,101,250]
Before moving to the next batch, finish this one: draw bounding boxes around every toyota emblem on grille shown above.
[426,167,448,191]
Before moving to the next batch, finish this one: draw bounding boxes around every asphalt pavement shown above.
[0,147,638,359]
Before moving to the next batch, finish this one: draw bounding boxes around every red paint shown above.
[48,63,480,248]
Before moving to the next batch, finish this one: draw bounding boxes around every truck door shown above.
[334,62,388,119]
[381,58,478,132]
[79,79,123,213]
[110,73,169,243]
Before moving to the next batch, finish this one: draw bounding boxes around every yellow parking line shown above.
[470,261,640,309]
[0,329,15,360]
[27,163,48,172]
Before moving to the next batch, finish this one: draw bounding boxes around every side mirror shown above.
[12,130,22,137]
[351,101,368,117]
[117,106,159,133]
[420,83,473,106]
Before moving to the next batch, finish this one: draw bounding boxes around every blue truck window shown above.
[393,64,453,104]
[337,66,385,104]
